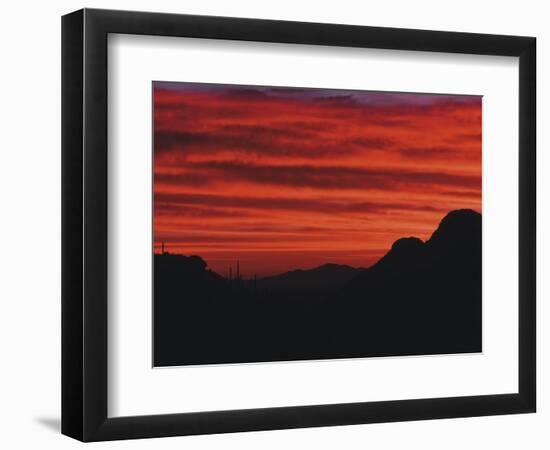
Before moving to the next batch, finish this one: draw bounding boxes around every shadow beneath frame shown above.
[35,417,61,433]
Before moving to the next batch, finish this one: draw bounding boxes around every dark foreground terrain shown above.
[154,209,481,366]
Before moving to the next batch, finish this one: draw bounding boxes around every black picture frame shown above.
[62,8,536,442]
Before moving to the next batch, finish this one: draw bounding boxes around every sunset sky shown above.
[153,82,481,277]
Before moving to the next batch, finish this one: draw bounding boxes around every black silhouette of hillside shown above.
[154,209,482,366]
[336,209,482,357]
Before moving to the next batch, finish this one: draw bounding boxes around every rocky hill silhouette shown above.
[335,209,482,357]
[154,209,482,366]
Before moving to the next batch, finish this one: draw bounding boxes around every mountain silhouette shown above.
[250,263,362,300]
[154,209,482,366]
[350,208,480,286]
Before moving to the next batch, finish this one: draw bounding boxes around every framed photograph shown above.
[62,8,536,442]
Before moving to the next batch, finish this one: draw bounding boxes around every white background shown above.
[0,0,546,449]
[109,35,518,417]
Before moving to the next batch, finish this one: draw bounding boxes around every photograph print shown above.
[153,82,482,367]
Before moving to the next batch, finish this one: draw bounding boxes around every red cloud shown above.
[153,83,481,276]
